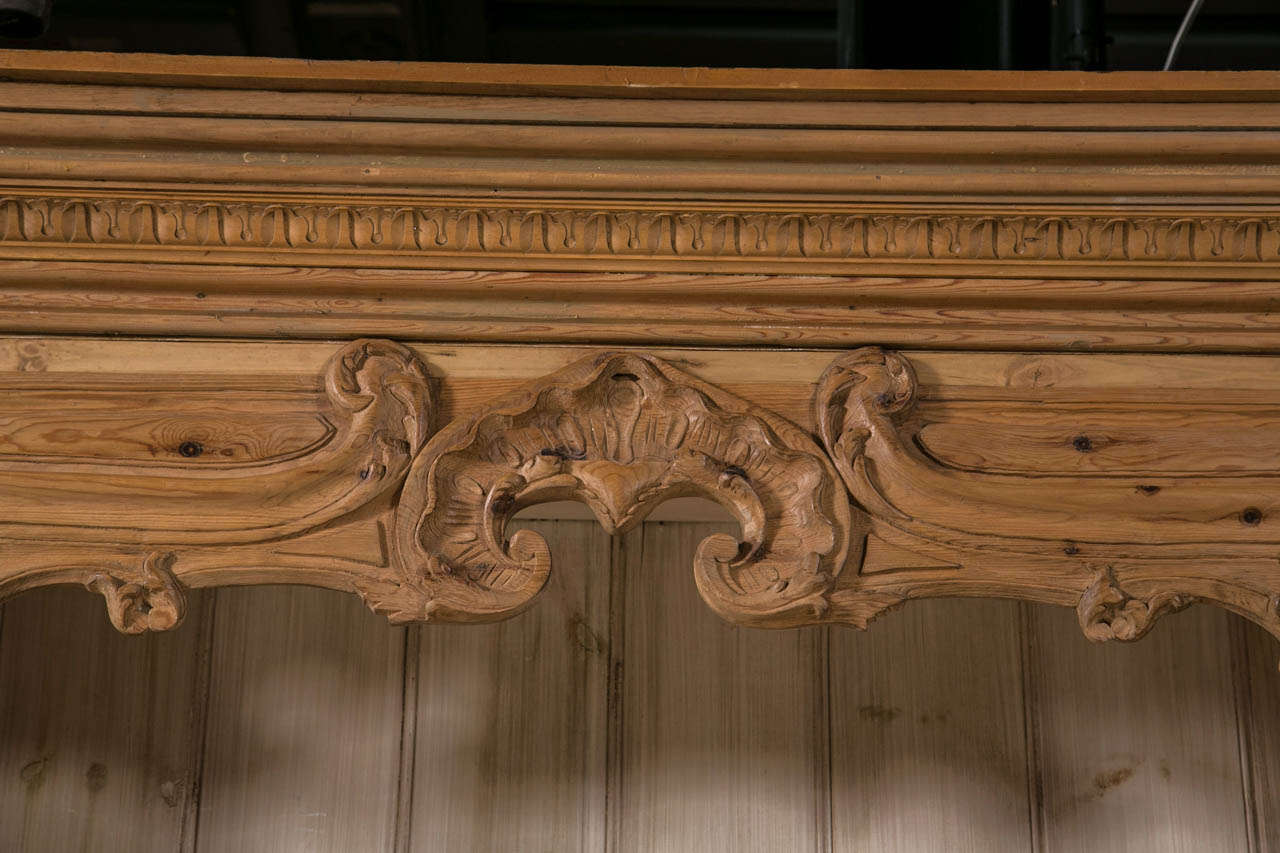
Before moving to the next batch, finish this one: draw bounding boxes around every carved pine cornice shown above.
[3,194,1279,271]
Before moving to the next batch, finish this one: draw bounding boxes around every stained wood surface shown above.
[829,599,1032,852]
[1026,605,1249,852]
[615,521,827,852]
[0,587,210,853]
[409,520,611,852]
[194,586,405,852]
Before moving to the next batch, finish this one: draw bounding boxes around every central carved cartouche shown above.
[374,352,855,626]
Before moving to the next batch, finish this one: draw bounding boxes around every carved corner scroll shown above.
[815,346,1280,649]
[371,351,855,627]
[0,337,432,545]
[0,337,435,631]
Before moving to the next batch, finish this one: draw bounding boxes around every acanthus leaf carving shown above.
[86,551,186,634]
[387,351,856,626]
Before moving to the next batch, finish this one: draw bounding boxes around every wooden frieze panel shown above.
[0,335,1275,668]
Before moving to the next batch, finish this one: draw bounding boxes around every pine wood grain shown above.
[408,520,611,852]
[615,520,826,852]
[1027,604,1248,852]
[829,599,1031,852]
[0,587,210,853]
[194,586,405,852]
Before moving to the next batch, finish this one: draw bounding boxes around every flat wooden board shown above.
[194,586,405,852]
[829,599,1032,852]
[615,521,827,851]
[1026,605,1249,852]
[0,587,209,853]
[1239,620,1280,852]
[409,520,612,851]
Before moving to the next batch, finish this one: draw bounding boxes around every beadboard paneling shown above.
[1026,605,1248,853]
[614,521,828,852]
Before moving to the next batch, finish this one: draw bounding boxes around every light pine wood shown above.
[194,586,405,852]
[1,53,1279,852]
[1,529,1275,851]
[408,520,611,852]
[616,520,826,852]
[829,599,1031,852]
[1027,605,1249,852]
[0,587,210,853]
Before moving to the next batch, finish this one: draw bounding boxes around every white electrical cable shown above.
[1163,0,1207,70]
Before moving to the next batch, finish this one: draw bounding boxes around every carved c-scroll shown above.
[373,352,855,626]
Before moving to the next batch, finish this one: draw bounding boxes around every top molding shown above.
[3,50,1280,101]
[2,51,1280,346]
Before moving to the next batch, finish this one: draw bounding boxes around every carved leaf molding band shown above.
[3,195,1280,265]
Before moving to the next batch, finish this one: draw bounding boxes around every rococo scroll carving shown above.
[1077,567,1194,643]
[0,337,434,633]
[85,551,186,634]
[373,352,855,626]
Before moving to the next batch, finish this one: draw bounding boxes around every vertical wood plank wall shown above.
[2,518,1276,852]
